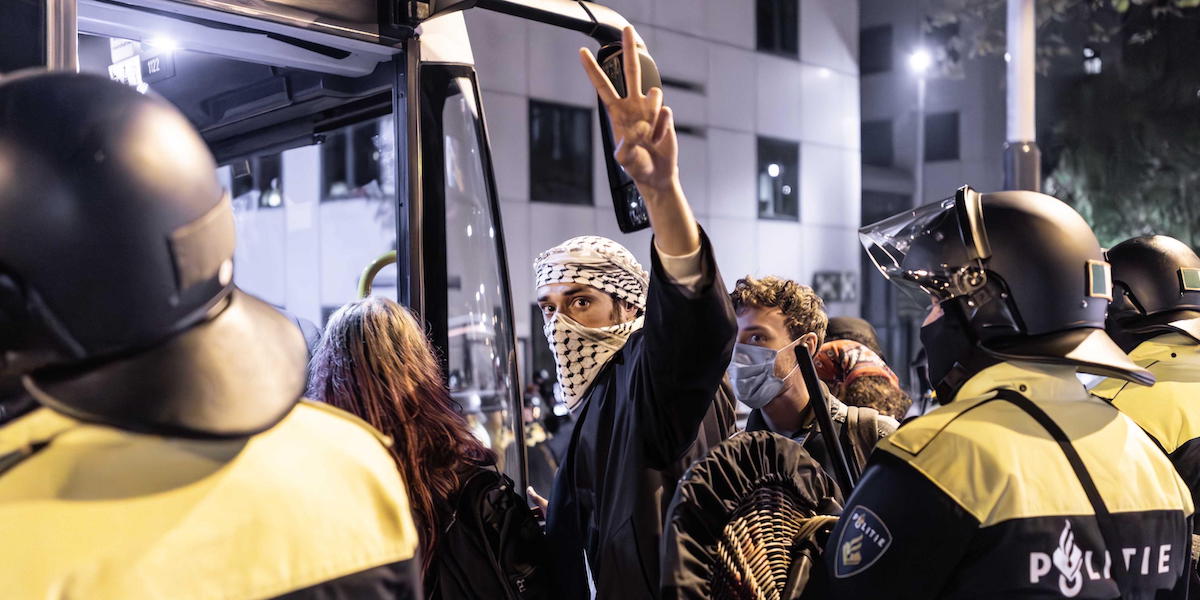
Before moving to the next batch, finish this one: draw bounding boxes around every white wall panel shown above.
[527,25,597,106]
[464,11,529,96]
[801,143,861,228]
[756,53,803,138]
[705,216,758,290]
[707,45,757,132]
[483,91,529,203]
[677,133,710,217]
[756,220,805,282]
[707,128,758,219]
[800,0,858,74]
[706,0,755,49]
[799,65,858,149]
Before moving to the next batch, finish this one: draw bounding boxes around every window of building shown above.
[529,99,593,205]
[321,121,385,201]
[757,0,799,58]
[925,112,959,162]
[861,119,894,167]
[757,137,799,220]
[859,26,893,75]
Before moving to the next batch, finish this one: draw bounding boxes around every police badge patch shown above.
[834,506,892,578]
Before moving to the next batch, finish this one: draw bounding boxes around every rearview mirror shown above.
[596,42,661,233]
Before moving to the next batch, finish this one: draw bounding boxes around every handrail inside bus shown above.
[357,250,398,299]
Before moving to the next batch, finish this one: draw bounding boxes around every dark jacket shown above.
[545,235,738,599]
[745,387,896,487]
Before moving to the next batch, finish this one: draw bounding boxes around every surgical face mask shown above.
[726,339,801,409]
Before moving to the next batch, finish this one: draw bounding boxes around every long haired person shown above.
[309,296,547,599]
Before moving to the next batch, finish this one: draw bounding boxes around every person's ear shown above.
[801,332,820,357]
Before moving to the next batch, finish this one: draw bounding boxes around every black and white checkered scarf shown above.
[535,236,649,410]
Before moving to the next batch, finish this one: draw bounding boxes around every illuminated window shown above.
[757,137,799,220]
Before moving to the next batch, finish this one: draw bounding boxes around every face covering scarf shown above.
[726,339,801,409]
[544,312,644,411]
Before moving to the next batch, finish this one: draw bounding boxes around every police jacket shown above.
[1094,333,1200,534]
[744,391,897,486]
[0,401,421,599]
[544,236,738,600]
[825,361,1194,599]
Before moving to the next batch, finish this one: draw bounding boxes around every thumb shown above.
[527,486,549,512]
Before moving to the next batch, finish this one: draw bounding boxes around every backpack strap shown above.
[992,389,1132,598]
[842,405,882,476]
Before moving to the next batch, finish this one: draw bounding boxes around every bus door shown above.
[5,0,529,490]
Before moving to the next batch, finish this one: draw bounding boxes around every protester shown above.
[728,276,897,480]
[0,72,420,597]
[814,338,911,420]
[829,186,1193,597]
[309,296,548,599]
[826,316,887,360]
[1093,236,1200,541]
[535,26,737,598]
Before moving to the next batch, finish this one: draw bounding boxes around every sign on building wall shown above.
[812,271,858,303]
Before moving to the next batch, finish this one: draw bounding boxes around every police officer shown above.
[826,186,1194,598]
[0,72,420,598]
[1094,236,1200,533]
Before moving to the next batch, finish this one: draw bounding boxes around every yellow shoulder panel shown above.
[0,402,419,599]
[1110,380,1200,455]
[879,396,1191,526]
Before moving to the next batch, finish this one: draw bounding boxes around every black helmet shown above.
[0,71,307,437]
[861,185,1152,401]
[1105,235,1200,350]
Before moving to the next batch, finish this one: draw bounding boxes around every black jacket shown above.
[544,236,737,599]
[745,389,896,487]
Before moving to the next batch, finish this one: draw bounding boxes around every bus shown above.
[2,0,656,491]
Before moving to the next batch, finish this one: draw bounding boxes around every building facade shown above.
[465,0,862,377]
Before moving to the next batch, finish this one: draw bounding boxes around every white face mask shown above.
[726,339,801,410]
[543,313,644,411]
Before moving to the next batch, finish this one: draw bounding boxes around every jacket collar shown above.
[954,361,1089,404]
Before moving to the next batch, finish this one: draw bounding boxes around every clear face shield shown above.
[859,187,992,309]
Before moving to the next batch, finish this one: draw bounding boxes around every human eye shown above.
[572,297,591,309]
[540,304,555,316]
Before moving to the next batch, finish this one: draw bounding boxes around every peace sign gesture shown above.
[579,27,678,196]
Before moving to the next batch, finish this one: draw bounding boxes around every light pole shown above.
[909,49,931,207]
[1004,0,1039,191]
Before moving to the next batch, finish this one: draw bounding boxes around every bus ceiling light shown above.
[767,163,781,178]
[909,49,932,75]
[144,36,178,52]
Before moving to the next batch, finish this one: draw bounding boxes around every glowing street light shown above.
[908,49,932,75]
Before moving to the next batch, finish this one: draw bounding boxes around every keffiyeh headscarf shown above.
[535,236,650,410]
[813,339,900,397]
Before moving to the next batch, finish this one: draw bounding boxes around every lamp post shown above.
[909,49,931,207]
[1004,0,1039,191]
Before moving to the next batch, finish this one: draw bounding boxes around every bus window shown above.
[218,116,398,327]
[76,32,397,328]
[423,68,522,484]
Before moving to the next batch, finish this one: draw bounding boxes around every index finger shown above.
[622,26,642,98]
[579,47,620,105]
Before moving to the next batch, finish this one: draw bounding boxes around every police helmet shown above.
[0,72,307,437]
[860,185,1152,401]
[1105,235,1200,349]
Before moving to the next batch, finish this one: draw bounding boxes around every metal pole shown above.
[1004,0,1040,191]
[44,0,78,71]
[914,75,926,206]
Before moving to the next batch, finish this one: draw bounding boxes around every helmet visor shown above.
[859,188,989,301]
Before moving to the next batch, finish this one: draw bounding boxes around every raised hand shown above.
[579,26,678,196]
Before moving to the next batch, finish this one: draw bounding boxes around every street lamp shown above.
[909,49,931,208]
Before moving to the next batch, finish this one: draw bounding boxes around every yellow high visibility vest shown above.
[0,400,419,599]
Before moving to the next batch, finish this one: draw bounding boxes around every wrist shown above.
[638,178,683,203]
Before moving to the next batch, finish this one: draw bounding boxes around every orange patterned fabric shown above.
[814,339,899,395]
